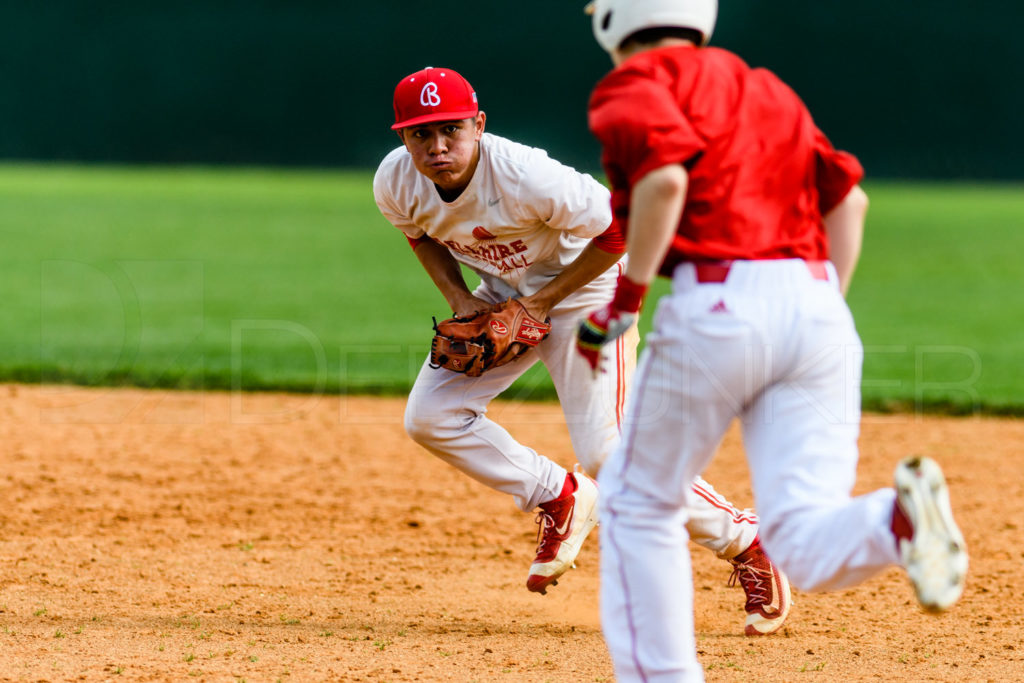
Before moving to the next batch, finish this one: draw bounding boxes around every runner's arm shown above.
[623,164,688,286]
[823,184,868,296]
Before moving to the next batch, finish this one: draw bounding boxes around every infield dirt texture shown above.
[1,385,1020,681]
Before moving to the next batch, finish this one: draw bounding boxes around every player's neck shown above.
[435,184,466,202]
[613,37,696,65]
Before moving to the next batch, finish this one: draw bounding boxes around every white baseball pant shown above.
[599,259,902,682]
[405,274,758,560]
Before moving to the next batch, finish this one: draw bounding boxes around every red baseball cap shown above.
[391,66,479,130]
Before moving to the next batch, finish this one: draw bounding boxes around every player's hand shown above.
[576,306,636,372]
[450,294,494,319]
[575,274,648,374]
[514,294,553,324]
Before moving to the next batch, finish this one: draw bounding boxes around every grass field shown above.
[0,163,1020,412]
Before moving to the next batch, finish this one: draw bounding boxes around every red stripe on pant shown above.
[691,481,758,524]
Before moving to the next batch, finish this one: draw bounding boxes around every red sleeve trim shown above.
[406,234,431,250]
[592,219,627,254]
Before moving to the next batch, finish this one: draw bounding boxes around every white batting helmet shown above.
[586,0,718,53]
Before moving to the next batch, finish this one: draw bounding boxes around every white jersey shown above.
[379,131,761,609]
[373,132,616,311]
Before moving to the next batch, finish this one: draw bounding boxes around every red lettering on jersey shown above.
[473,226,497,240]
[498,255,533,272]
[442,239,533,273]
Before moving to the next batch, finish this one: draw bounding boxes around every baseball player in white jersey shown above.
[373,66,791,635]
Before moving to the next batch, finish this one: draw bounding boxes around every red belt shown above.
[692,260,829,283]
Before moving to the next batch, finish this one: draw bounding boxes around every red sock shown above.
[558,472,578,499]
[891,501,913,545]
[540,473,577,509]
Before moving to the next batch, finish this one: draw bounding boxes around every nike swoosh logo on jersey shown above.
[488,197,502,206]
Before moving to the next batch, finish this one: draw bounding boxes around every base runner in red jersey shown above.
[577,1,969,681]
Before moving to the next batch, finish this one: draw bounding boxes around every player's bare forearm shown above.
[623,164,689,286]
[823,184,868,296]
[519,242,622,320]
[413,239,490,316]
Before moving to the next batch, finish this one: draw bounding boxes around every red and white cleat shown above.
[729,536,792,636]
[526,473,599,595]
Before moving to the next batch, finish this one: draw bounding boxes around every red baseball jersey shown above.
[588,45,863,274]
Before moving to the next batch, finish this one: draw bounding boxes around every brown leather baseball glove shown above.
[430,298,552,377]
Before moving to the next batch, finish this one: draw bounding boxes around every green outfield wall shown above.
[1,1,1018,178]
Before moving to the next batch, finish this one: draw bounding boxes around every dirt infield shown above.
[0,384,1021,682]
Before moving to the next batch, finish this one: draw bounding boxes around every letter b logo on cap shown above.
[420,82,441,107]
[392,66,479,130]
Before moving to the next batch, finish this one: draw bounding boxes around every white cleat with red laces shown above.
[729,536,792,636]
[526,473,599,595]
